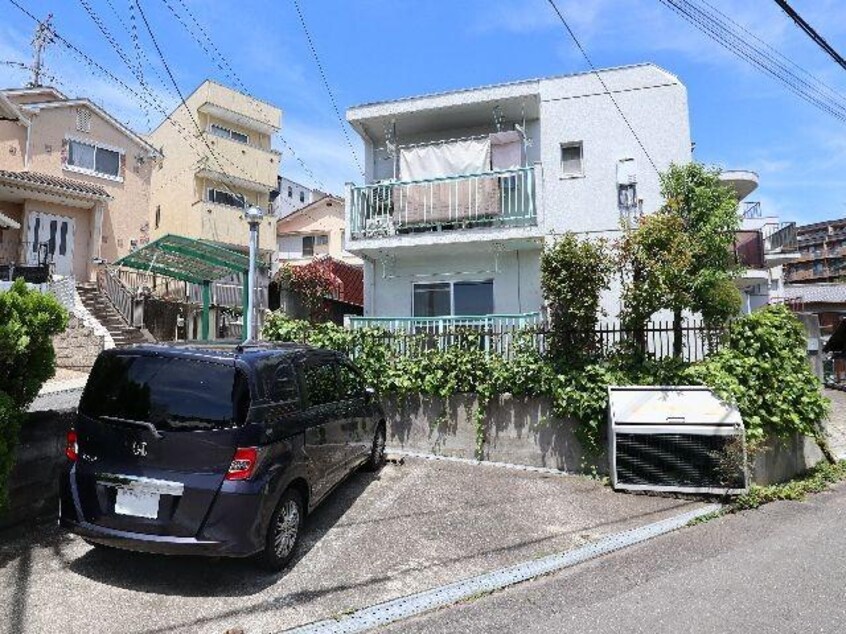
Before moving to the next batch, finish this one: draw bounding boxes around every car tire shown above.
[363,421,386,472]
[257,488,304,571]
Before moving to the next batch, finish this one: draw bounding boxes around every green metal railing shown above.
[347,313,543,356]
[349,166,537,239]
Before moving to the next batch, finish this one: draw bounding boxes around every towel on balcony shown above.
[399,138,491,181]
[490,130,523,170]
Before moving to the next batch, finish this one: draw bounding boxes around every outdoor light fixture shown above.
[244,204,264,342]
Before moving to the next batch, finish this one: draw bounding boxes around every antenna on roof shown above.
[29,13,54,88]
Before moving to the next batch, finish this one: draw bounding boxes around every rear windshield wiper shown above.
[99,415,164,439]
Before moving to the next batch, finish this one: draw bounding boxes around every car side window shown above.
[268,361,299,404]
[336,361,365,400]
[302,358,337,408]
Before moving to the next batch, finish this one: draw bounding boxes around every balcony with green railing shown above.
[348,166,538,241]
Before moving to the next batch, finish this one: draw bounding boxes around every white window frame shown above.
[208,123,250,146]
[64,137,124,182]
[411,279,494,317]
[559,141,584,179]
[206,187,246,209]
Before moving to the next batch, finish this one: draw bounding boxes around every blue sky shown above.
[2,0,846,225]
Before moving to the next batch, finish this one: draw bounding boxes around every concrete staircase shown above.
[76,282,148,347]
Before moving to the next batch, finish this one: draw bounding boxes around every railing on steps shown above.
[96,267,144,328]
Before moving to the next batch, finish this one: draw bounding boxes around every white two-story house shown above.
[344,63,692,325]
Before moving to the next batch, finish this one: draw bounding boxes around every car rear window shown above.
[79,354,247,431]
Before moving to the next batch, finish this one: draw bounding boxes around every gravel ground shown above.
[0,457,704,634]
[384,481,846,634]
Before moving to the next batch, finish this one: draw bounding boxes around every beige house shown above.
[0,87,159,281]
[148,80,282,255]
[275,194,362,272]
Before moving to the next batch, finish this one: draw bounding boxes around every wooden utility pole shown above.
[29,14,54,88]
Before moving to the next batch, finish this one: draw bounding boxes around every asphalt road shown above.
[385,482,846,633]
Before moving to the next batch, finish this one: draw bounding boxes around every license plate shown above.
[115,487,160,519]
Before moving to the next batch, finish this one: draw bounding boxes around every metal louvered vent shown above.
[609,386,748,495]
[616,433,745,490]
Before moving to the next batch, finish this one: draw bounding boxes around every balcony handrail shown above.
[350,312,541,324]
[359,166,534,188]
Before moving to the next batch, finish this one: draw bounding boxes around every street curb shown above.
[279,502,722,634]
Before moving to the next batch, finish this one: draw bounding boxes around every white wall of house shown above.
[362,247,542,317]
[347,64,692,319]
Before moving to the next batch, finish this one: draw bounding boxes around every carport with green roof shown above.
[115,234,253,340]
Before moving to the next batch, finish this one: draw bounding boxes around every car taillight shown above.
[66,430,78,462]
[225,447,257,481]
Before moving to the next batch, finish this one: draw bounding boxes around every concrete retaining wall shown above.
[385,394,603,473]
[1,409,74,530]
[384,393,826,484]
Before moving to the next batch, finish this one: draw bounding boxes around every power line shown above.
[292,0,364,177]
[658,0,846,123]
[545,0,660,174]
[132,0,244,200]
[157,0,329,192]
[773,0,846,72]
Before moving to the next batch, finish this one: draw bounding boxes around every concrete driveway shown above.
[0,457,705,634]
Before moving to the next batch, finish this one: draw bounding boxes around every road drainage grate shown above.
[280,503,722,634]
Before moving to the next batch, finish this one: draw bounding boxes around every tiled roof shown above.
[0,170,111,199]
[785,284,846,304]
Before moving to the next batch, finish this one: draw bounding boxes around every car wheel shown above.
[258,488,304,571]
[364,421,386,472]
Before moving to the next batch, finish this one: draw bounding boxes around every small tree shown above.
[541,232,614,362]
[274,261,340,322]
[619,162,742,357]
[0,279,68,508]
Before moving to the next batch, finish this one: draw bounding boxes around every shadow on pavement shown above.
[65,469,383,597]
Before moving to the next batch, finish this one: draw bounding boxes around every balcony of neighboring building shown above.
[195,80,281,137]
[721,169,759,201]
[199,123,280,188]
[345,87,543,255]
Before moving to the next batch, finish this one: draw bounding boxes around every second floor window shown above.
[560,142,584,177]
[209,123,249,145]
[207,188,246,208]
[66,139,121,178]
[299,190,305,203]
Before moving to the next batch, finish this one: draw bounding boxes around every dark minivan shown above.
[60,342,386,570]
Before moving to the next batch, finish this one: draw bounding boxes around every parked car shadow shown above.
[66,468,384,597]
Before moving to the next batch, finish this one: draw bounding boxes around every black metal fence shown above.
[349,319,728,363]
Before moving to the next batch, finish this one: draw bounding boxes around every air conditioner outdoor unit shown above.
[608,385,748,495]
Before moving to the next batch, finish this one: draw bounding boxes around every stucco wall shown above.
[23,105,155,268]
[276,198,362,269]
[363,246,542,317]
[148,80,281,253]
[350,64,691,319]
[22,199,92,279]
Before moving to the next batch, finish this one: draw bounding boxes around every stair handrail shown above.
[96,266,144,328]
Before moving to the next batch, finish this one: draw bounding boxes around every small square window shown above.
[560,142,583,177]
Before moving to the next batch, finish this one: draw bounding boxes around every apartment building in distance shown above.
[148,80,282,255]
[784,217,846,284]
[0,86,159,282]
[344,64,692,322]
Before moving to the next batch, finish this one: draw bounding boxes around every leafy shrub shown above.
[262,305,828,461]
[0,279,68,508]
[686,305,829,442]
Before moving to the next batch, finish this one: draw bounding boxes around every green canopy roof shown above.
[115,234,251,284]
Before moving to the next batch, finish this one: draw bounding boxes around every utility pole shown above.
[29,14,54,88]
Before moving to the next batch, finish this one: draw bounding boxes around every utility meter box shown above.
[608,385,748,495]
